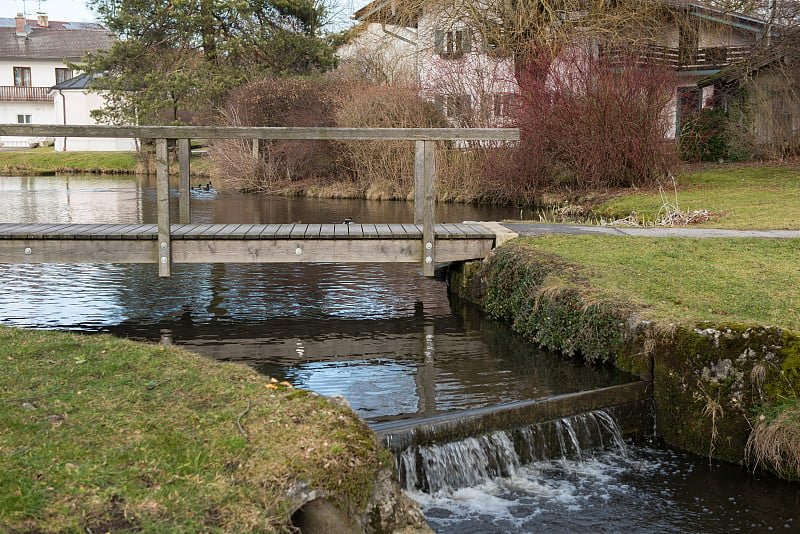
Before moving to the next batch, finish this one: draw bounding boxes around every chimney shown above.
[37,14,49,28]
[15,13,26,36]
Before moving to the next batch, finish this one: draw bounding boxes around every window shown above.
[434,94,473,120]
[17,114,32,124]
[493,93,517,118]
[55,68,73,84]
[434,28,471,59]
[13,67,32,87]
[676,87,701,137]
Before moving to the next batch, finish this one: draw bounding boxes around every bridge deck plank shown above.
[387,224,408,237]
[334,223,350,238]
[243,224,263,238]
[462,222,494,238]
[37,224,77,238]
[318,224,334,238]
[361,224,379,238]
[88,224,127,239]
[259,224,281,238]
[0,222,494,240]
[290,224,307,239]
[171,224,197,238]
[0,224,56,238]
[216,224,244,239]
[182,223,214,239]
[348,224,364,238]
[275,224,295,238]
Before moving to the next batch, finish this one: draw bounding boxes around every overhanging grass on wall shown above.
[454,242,633,364]
[0,327,387,533]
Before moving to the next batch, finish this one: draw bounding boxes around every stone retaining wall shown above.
[448,243,800,475]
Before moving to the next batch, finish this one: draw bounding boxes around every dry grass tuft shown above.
[699,385,724,462]
[746,401,800,481]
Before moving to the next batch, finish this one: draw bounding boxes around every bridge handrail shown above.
[1,124,518,277]
[0,124,520,141]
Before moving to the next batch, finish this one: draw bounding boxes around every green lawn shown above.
[595,165,800,229]
[0,327,385,533]
[0,146,212,177]
[517,235,800,330]
[0,146,138,174]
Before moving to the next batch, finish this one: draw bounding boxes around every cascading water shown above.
[395,409,625,494]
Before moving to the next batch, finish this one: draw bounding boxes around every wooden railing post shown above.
[156,138,171,277]
[419,140,436,277]
[178,138,191,224]
[414,141,424,224]
[252,138,260,159]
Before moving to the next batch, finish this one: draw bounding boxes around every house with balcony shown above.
[0,13,115,148]
[337,1,519,128]
[339,0,770,138]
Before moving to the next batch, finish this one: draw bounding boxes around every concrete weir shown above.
[372,381,652,453]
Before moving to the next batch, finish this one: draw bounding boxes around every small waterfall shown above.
[395,410,626,494]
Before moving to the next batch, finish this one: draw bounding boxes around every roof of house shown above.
[0,16,114,60]
[353,0,770,33]
[51,72,94,90]
[354,0,422,26]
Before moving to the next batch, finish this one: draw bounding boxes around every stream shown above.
[1,174,798,532]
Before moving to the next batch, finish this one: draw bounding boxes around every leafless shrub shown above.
[436,147,489,203]
[210,77,344,192]
[333,84,448,200]
[484,43,677,204]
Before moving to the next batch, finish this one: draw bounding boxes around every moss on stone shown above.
[451,243,632,365]
[448,244,800,477]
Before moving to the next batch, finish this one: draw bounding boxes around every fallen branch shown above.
[236,399,251,439]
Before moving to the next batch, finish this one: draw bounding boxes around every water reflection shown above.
[0,260,632,424]
[0,173,532,226]
[0,174,629,424]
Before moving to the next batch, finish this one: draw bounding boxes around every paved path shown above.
[502,223,800,239]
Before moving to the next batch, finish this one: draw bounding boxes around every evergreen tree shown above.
[80,0,336,124]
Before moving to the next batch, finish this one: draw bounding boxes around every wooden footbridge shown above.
[0,124,519,277]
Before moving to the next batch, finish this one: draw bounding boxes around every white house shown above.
[339,0,770,138]
[0,13,135,150]
[50,74,137,151]
[338,2,518,128]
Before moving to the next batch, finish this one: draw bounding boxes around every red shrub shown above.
[485,43,677,204]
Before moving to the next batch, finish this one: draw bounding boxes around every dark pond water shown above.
[1,174,798,532]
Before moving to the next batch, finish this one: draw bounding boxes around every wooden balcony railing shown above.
[600,44,753,71]
[0,86,53,102]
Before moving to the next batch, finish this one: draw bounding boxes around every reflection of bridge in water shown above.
[104,300,639,427]
[0,124,519,276]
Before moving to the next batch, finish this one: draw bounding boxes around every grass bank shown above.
[595,164,800,229]
[516,235,800,330]
[0,147,213,177]
[0,327,391,533]
[0,147,138,175]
